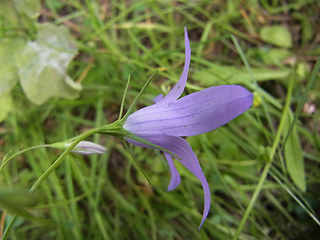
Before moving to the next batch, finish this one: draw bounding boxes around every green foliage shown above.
[18,24,81,104]
[192,64,290,86]
[0,38,25,93]
[260,25,293,48]
[0,92,13,122]
[0,0,40,29]
[0,188,39,219]
[284,111,306,192]
[0,38,26,120]
[0,1,81,118]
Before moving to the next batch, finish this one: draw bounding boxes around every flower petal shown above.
[153,93,164,104]
[158,27,190,104]
[124,85,253,137]
[68,141,107,155]
[164,153,181,191]
[126,134,210,229]
[124,137,181,191]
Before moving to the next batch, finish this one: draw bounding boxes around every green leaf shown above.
[0,0,40,27]
[284,111,306,191]
[293,13,313,46]
[13,0,41,19]
[260,25,293,48]
[261,48,292,65]
[0,92,13,122]
[0,38,26,94]
[17,23,81,105]
[0,2,17,26]
[192,64,290,86]
[0,188,38,219]
[0,38,25,121]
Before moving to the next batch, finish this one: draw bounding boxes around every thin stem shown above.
[270,171,320,227]
[118,74,131,120]
[120,71,157,123]
[2,127,103,239]
[1,215,16,240]
[123,141,152,185]
[29,128,99,193]
[232,70,295,239]
[0,145,52,172]
[282,55,320,147]
[231,35,255,83]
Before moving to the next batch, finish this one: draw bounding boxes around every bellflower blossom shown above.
[123,27,253,229]
[69,141,107,155]
[51,140,107,155]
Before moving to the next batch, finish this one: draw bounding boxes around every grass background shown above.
[1,0,320,239]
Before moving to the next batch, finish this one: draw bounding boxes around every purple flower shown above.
[123,27,253,229]
[67,141,107,155]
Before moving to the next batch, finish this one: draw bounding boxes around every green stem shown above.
[120,71,157,123]
[1,215,16,240]
[123,141,152,185]
[0,145,52,172]
[283,55,320,147]
[2,125,117,239]
[118,74,131,120]
[29,128,99,193]
[231,35,254,82]
[232,71,295,239]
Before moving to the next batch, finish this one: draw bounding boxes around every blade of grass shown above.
[283,55,320,147]
[232,70,295,240]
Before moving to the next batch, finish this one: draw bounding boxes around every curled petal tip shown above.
[156,27,191,104]
[167,181,180,192]
[129,135,211,228]
[153,94,164,104]
[165,153,181,191]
